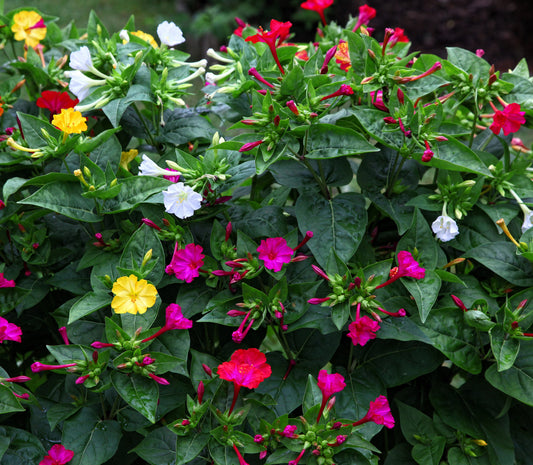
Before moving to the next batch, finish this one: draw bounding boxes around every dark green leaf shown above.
[111,371,158,423]
[305,124,379,159]
[489,325,520,371]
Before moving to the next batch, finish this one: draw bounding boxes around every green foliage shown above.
[1,4,533,465]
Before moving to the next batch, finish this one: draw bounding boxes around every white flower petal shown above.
[70,46,93,72]
[431,214,459,242]
[157,21,185,46]
[522,211,533,233]
[163,182,202,219]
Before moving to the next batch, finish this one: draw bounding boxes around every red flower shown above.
[352,4,376,32]
[246,19,292,74]
[300,0,334,26]
[0,272,15,288]
[422,140,434,162]
[353,395,395,428]
[0,317,22,343]
[218,348,272,413]
[36,91,79,118]
[320,84,354,101]
[389,27,409,47]
[257,237,294,272]
[39,444,74,465]
[165,243,205,283]
[490,102,526,136]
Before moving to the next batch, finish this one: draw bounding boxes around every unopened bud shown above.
[142,249,153,267]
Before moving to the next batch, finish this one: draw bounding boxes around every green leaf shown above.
[2,177,27,202]
[0,427,46,465]
[465,242,533,287]
[119,224,164,285]
[446,48,491,84]
[68,292,112,324]
[175,431,211,465]
[414,307,482,374]
[412,437,447,465]
[133,427,177,465]
[351,107,404,149]
[62,408,122,465]
[489,325,520,372]
[17,112,61,147]
[485,343,533,406]
[424,137,492,176]
[402,271,441,323]
[159,111,215,145]
[430,379,515,465]
[295,192,367,269]
[270,158,353,188]
[111,371,158,423]
[305,124,379,159]
[102,176,170,213]
[0,385,24,414]
[18,182,101,222]
[397,400,440,445]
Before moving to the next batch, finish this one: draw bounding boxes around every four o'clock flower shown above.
[352,4,376,32]
[0,273,16,288]
[157,21,186,46]
[246,19,292,74]
[138,154,181,178]
[39,444,74,465]
[422,140,434,162]
[432,207,459,242]
[166,242,205,283]
[300,0,334,26]
[257,237,295,272]
[239,139,265,152]
[316,369,346,422]
[375,251,425,289]
[320,84,354,101]
[69,46,109,79]
[163,182,203,219]
[141,303,193,343]
[352,395,395,429]
[64,70,106,102]
[509,188,533,233]
[347,303,380,346]
[0,317,22,343]
[31,362,77,373]
[489,101,526,136]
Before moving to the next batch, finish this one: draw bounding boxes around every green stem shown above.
[385,152,407,196]
[347,343,355,374]
[468,104,479,148]
[133,104,157,148]
[301,158,331,199]
[478,132,494,152]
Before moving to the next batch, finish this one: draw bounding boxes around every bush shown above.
[1,4,533,465]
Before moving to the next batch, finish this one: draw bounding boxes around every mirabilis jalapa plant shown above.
[1,1,533,464]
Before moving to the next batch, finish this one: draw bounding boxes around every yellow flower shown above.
[131,30,158,48]
[111,274,157,315]
[11,11,47,48]
[120,149,139,171]
[52,108,87,134]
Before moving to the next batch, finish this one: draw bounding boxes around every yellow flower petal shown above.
[52,108,87,134]
[111,274,158,315]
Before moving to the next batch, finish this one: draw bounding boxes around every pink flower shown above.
[231,310,255,343]
[0,317,22,343]
[353,395,395,429]
[148,373,170,385]
[257,237,294,272]
[320,84,354,101]
[347,316,380,345]
[39,444,74,465]
[141,303,193,343]
[316,369,345,422]
[166,243,204,283]
[282,424,298,437]
[0,273,15,288]
[422,140,434,162]
[370,90,388,112]
[31,362,77,372]
[352,4,376,32]
[490,102,526,136]
[239,139,265,152]
[376,251,425,289]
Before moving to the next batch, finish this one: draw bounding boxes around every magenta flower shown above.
[231,310,255,343]
[257,237,294,272]
[352,4,376,32]
[422,140,434,162]
[166,243,205,283]
[316,369,345,422]
[490,102,526,136]
[39,444,74,465]
[300,0,334,26]
[142,303,193,343]
[0,317,22,343]
[239,139,265,152]
[0,273,15,288]
[352,395,395,429]
[282,424,298,437]
[376,251,425,289]
[31,362,77,372]
[148,373,170,385]
[347,303,380,346]
[370,90,388,112]
[320,84,354,101]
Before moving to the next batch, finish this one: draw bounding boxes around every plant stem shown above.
[133,104,157,148]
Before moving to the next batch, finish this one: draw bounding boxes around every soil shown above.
[331,0,533,72]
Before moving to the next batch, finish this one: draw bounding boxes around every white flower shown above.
[157,21,185,47]
[64,70,105,101]
[432,214,459,242]
[119,30,130,42]
[522,210,533,233]
[163,182,202,219]
[138,154,180,177]
[69,46,93,72]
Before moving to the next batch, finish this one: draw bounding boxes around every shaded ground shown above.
[331,0,533,72]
